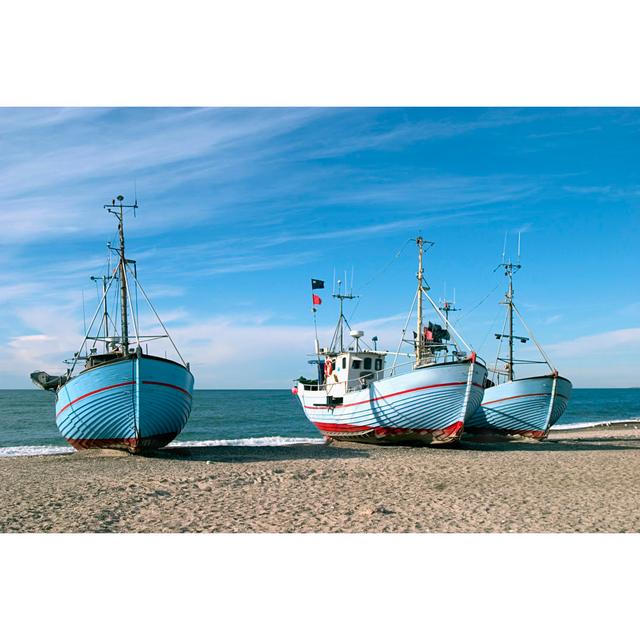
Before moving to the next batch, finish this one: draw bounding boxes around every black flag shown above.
[311,279,325,290]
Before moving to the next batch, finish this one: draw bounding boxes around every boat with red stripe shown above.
[293,237,487,445]
[31,195,194,453]
[463,245,572,441]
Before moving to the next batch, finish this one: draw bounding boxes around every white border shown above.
[1,2,639,637]
[1,1,640,106]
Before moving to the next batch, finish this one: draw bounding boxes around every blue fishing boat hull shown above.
[55,354,194,453]
[297,358,487,445]
[463,374,572,440]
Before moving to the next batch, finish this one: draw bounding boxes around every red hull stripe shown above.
[56,381,135,418]
[481,392,549,406]
[481,391,571,407]
[57,380,191,417]
[141,380,192,396]
[313,421,464,435]
[304,381,482,410]
[313,422,372,433]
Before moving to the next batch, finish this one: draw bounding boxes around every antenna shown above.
[133,179,138,215]
[502,232,507,264]
[330,275,358,353]
[332,267,336,296]
[350,266,354,295]
[517,231,521,261]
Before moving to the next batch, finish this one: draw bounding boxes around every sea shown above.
[0,388,639,457]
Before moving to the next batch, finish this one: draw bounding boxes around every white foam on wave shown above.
[551,418,640,431]
[5,421,639,457]
[173,436,326,448]
[0,444,74,458]
[0,436,326,457]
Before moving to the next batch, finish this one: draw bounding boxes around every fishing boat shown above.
[293,237,487,445]
[464,252,571,441]
[31,195,194,453]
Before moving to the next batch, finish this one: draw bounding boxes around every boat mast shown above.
[416,236,424,363]
[507,264,514,380]
[104,195,138,354]
[439,297,460,334]
[497,258,521,381]
[332,286,356,352]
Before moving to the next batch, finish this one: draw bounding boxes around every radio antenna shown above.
[517,231,521,260]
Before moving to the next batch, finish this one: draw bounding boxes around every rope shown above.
[347,238,412,323]
[123,264,141,346]
[491,307,509,383]
[131,274,187,366]
[457,281,501,323]
[391,289,418,374]
[512,303,556,372]
[477,304,504,356]
[423,288,472,352]
[68,262,120,374]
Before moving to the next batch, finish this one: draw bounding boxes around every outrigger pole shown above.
[104,195,138,354]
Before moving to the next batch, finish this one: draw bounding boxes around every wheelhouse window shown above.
[363,357,372,370]
[352,360,362,370]
[342,357,347,369]
[375,358,383,371]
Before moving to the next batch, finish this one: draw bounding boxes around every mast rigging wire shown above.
[347,238,412,323]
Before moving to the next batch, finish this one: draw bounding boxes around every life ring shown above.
[324,359,333,377]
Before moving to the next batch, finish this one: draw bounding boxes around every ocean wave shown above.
[0,436,326,457]
[4,422,640,457]
[172,436,326,448]
[0,444,74,458]
[550,418,640,430]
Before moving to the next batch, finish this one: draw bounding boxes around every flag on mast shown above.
[312,294,322,305]
[311,279,325,290]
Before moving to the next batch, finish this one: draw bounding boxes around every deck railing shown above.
[297,351,484,393]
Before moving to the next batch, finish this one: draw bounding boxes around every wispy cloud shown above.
[1,107,637,388]
[547,327,640,358]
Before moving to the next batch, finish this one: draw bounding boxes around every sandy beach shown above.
[1,423,640,533]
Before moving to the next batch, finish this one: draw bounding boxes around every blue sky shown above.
[0,107,638,388]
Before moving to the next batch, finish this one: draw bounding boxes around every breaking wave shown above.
[172,436,325,448]
[0,436,326,458]
[0,445,74,457]
[550,419,640,431]
[4,423,640,458]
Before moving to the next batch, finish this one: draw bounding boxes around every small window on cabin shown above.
[375,358,383,371]
[342,357,347,369]
[363,357,372,370]
[352,360,361,370]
